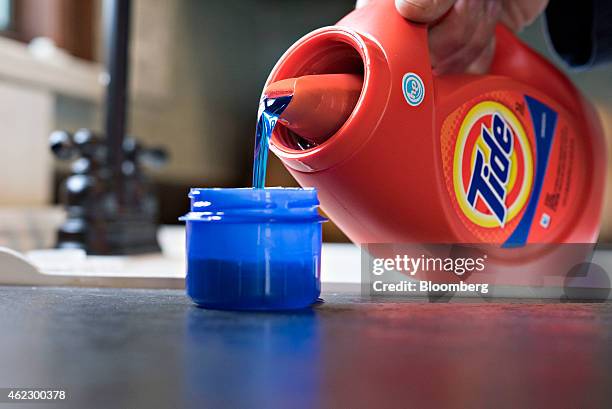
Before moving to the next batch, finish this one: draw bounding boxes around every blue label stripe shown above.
[503,96,558,247]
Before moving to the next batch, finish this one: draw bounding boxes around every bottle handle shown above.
[489,24,577,111]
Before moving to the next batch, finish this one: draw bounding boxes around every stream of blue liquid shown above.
[252,95,293,188]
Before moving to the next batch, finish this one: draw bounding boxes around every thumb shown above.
[395,0,456,23]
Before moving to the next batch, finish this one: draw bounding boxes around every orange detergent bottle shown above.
[263,0,606,258]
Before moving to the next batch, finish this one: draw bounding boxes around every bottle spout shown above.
[264,74,363,145]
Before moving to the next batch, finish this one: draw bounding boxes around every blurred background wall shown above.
[0,0,610,242]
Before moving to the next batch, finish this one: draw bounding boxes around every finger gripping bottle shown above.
[264,0,606,249]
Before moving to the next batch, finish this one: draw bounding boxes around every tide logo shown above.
[453,101,533,229]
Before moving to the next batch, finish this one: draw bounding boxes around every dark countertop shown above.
[0,286,611,409]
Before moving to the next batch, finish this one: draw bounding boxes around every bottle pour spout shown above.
[263,74,363,145]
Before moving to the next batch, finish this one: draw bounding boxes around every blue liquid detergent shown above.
[187,258,321,310]
[252,95,292,188]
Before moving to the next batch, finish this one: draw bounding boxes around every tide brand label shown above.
[440,92,584,245]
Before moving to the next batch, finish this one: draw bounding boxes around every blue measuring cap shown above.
[181,187,325,310]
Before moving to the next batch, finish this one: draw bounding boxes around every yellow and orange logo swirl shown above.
[453,101,533,228]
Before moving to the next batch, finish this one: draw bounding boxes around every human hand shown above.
[356,0,548,74]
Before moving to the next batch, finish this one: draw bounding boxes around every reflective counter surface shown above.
[0,286,610,408]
